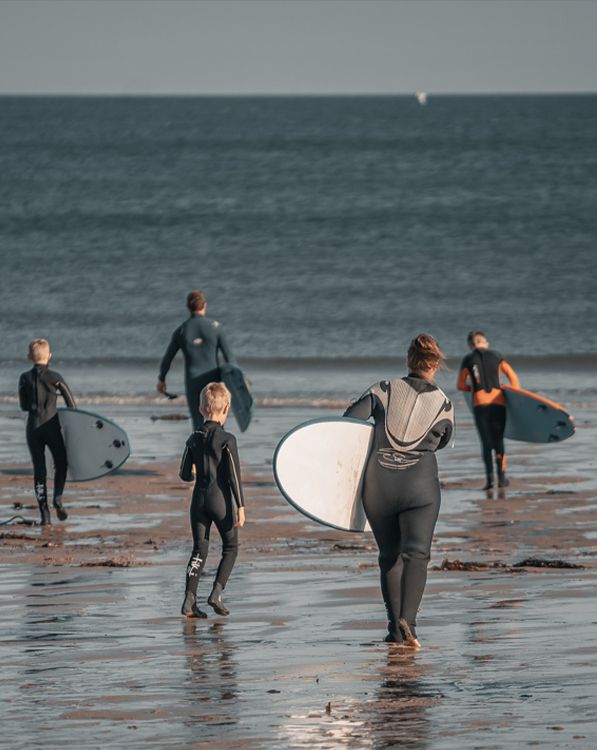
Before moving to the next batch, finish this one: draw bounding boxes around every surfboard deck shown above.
[273,417,373,532]
[220,364,253,433]
[464,386,574,443]
[56,408,131,481]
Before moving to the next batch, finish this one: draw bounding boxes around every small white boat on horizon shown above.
[416,91,428,106]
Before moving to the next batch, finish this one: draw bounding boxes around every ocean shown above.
[1,94,596,406]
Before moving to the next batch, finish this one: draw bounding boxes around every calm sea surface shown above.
[1,95,596,397]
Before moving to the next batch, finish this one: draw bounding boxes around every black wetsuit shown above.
[159,314,234,429]
[345,376,454,641]
[18,366,76,507]
[179,421,245,598]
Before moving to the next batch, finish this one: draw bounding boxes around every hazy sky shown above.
[0,0,596,94]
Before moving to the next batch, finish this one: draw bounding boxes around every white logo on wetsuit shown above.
[193,338,204,345]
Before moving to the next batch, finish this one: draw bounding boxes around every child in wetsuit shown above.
[18,339,76,525]
[179,382,246,618]
[457,330,520,490]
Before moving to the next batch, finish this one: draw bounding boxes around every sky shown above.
[0,0,596,95]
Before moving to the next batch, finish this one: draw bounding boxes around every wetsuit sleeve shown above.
[224,438,245,508]
[436,418,454,450]
[216,326,235,365]
[159,328,181,382]
[179,441,195,482]
[55,374,76,408]
[499,360,520,389]
[343,393,374,420]
[457,362,471,392]
[18,374,30,411]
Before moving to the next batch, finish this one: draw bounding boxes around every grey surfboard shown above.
[56,408,131,481]
[220,364,253,433]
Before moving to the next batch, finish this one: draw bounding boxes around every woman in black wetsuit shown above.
[344,335,454,647]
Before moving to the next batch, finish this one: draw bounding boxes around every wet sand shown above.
[1,405,596,748]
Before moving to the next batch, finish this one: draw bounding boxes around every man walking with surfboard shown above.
[157,291,235,429]
[457,331,520,490]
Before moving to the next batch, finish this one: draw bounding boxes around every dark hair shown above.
[187,290,206,313]
[467,330,486,346]
[407,334,446,374]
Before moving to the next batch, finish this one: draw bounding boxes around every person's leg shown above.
[362,469,403,641]
[490,406,508,486]
[207,508,239,616]
[372,518,403,641]
[186,369,221,430]
[473,407,494,488]
[26,426,50,525]
[182,500,210,617]
[186,383,204,431]
[397,489,441,637]
[46,416,68,520]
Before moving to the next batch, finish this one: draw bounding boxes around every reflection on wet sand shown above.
[364,649,437,749]
[182,619,239,725]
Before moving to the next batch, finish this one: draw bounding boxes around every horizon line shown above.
[1,91,597,98]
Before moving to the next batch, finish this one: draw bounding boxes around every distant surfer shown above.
[344,334,454,647]
[457,331,520,490]
[179,382,246,618]
[157,291,235,429]
[18,339,76,525]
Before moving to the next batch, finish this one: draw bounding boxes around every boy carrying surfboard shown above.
[18,339,76,525]
[179,382,246,619]
[457,331,519,490]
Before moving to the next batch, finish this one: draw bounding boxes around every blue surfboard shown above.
[464,386,574,444]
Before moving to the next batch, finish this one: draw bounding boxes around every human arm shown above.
[179,442,195,482]
[216,324,235,365]
[158,328,181,390]
[456,366,471,392]
[224,437,245,526]
[55,374,76,408]
[18,374,30,411]
[343,393,374,420]
[436,416,454,450]
[499,360,520,389]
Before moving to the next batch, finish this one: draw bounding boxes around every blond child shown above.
[179,382,246,618]
[18,339,76,525]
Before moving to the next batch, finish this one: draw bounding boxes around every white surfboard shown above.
[464,386,575,443]
[273,417,373,532]
[57,408,130,481]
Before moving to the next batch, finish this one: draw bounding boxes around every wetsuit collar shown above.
[406,372,434,383]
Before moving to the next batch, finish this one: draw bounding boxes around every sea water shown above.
[1,95,596,402]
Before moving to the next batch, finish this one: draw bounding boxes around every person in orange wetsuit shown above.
[457,331,520,490]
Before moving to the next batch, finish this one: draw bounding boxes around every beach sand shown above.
[1,404,596,748]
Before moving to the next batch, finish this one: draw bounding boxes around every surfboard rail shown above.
[501,385,573,416]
